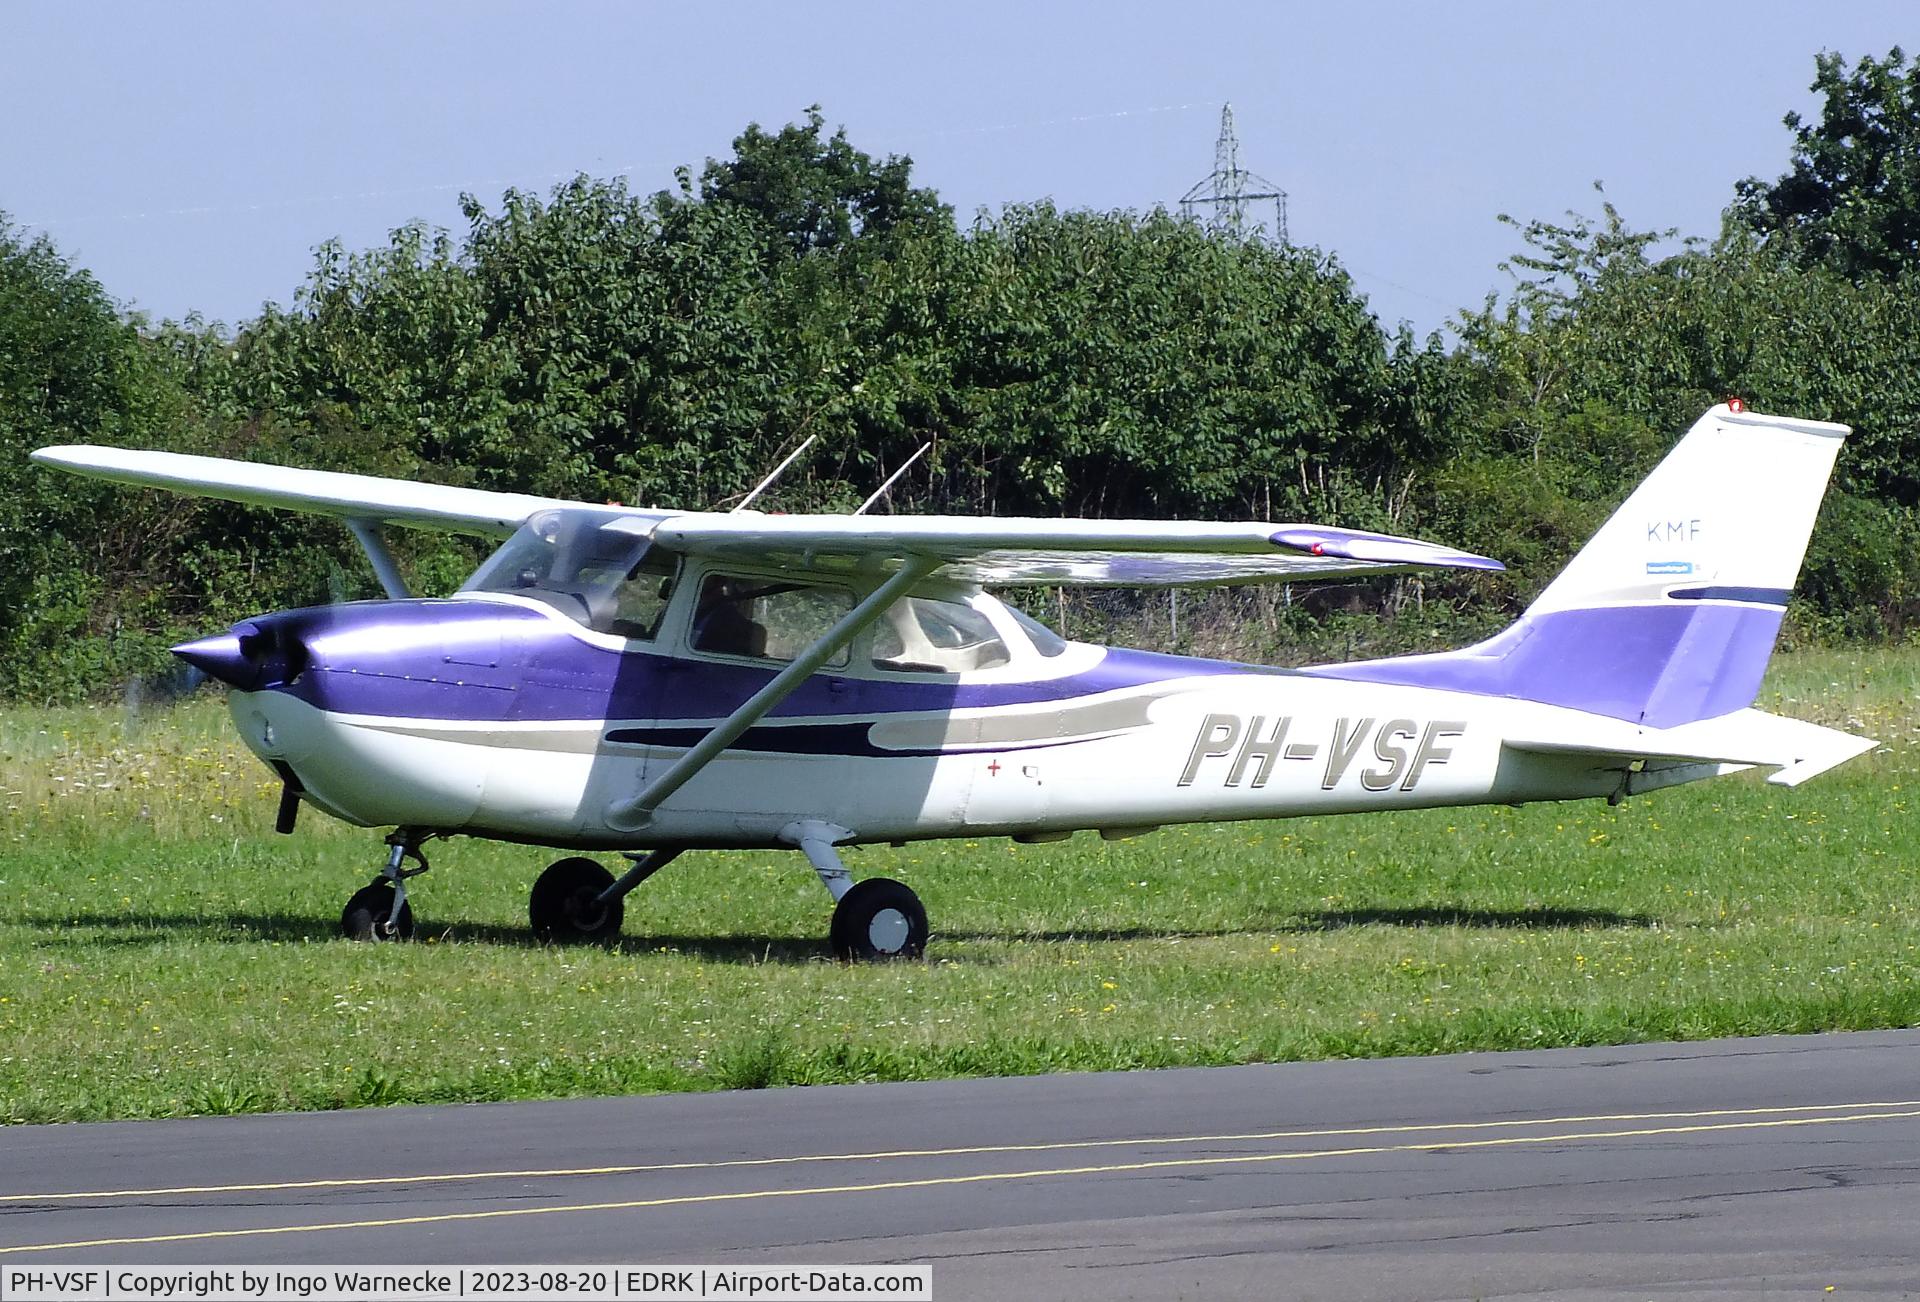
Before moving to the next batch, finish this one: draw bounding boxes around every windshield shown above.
[462,509,677,638]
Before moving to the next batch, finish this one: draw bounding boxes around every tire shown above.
[341,881,414,941]
[529,856,623,943]
[829,877,927,961]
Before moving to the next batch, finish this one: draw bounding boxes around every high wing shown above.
[29,445,599,537]
[32,444,1503,586]
[650,513,1504,586]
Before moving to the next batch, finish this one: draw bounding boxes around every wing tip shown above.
[1269,527,1506,573]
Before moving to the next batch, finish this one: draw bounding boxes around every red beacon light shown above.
[1727,396,1746,413]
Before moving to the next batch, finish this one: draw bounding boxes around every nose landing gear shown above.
[341,831,431,941]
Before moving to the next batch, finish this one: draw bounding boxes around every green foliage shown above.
[920,203,1420,520]
[1796,490,1920,639]
[0,218,208,699]
[1734,47,1920,280]
[698,105,951,256]
[7,58,1920,701]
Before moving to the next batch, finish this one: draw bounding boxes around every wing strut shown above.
[346,519,412,599]
[603,554,939,833]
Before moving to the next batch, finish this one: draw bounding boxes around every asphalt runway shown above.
[4,1030,1920,1300]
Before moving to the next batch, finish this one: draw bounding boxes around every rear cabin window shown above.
[1007,605,1069,658]
[691,574,854,666]
[871,596,1011,674]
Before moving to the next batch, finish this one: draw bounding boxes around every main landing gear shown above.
[529,848,680,943]
[787,820,928,962]
[829,877,928,962]
[342,826,927,960]
[522,828,926,960]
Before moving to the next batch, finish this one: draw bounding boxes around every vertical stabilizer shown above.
[1312,404,1850,727]
[1528,404,1848,617]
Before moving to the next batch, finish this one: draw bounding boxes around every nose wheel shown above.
[341,831,429,941]
[341,881,415,941]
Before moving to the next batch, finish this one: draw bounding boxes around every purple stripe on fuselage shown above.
[246,598,1238,723]
[1306,602,1784,728]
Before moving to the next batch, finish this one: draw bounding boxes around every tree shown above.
[698,106,951,257]
[1734,47,1920,280]
[0,218,232,697]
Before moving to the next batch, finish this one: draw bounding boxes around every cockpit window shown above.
[872,596,1011,674]
[605,551,677,640]
[691,574,854,666]
[461,509,677,640]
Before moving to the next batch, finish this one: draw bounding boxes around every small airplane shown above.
[33,402,1873,959]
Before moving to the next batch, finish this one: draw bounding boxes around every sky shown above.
[4,2,1913,338]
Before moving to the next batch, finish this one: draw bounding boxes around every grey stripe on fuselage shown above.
[344,692,1172,757]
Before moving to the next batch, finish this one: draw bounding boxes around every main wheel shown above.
[341,881,414,941]
[830,877,927,961]
[530,857,623,943]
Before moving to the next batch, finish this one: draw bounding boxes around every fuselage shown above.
[206,590,1638,852]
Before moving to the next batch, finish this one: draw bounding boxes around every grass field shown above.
[3,648,1917,1124]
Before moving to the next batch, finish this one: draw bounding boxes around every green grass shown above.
[3,648,1918,1124]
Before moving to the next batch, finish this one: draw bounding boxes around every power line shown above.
[13,158,683,232]
[19,102,1210,233]
[923,101,1204,140]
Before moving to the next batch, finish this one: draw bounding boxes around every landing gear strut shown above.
[786,821,927,961]
[341,831,430,941]
[529,847,681,943]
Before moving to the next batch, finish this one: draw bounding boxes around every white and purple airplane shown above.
[33,402,1872,958]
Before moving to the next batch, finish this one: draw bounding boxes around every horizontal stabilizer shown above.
[1506,708,1876,787]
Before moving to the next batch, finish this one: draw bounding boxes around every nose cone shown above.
[171,632,255,689]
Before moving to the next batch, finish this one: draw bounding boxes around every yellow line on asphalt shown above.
[4,1098,1916,1206]
[5,1106,1918,1255]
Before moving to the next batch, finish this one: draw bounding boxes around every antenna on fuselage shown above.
[854,442,932,516]
[731,434,819,512]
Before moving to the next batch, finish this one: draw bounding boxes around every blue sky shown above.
[5,2,1912,336]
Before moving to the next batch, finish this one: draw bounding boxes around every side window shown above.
[1007,605,1069,657]
[604,550,678,640]
[691,574,853,666]
[872,596,1011,674]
